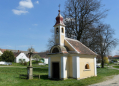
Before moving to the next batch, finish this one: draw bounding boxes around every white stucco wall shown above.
[72,56,80,79]
[44,58,48,64]
[15,53,29,63]
[0,51,3,56]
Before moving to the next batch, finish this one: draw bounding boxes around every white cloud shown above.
[0,45,12,48]
[19,0,33,8]
[12,9,28,15]
[12,0,33,15]
[35,1,39,4]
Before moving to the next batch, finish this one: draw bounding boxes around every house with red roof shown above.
[0,49,29,63]
[108,55,119,61]
[47,10,97,80]
[31,51,49,64]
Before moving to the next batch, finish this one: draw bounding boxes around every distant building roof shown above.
[108,55,119,59]
[0,49,7,53]
[13,52,21,58]
[0,48,37,54]
[31,51,49,58]
[113,55,119,58]
[108,56,112,58]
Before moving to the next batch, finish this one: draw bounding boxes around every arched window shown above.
[56,28,59,34]
[52,48,59,53]
[62,28,64,33]
[85,64,90,69]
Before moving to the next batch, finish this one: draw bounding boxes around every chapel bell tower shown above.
[54,10,65,46]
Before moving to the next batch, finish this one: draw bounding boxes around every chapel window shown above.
[85,64,90,69]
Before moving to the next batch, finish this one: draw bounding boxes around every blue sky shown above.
[0,0,119,56]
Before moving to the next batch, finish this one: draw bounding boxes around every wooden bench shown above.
[33,75,40,79]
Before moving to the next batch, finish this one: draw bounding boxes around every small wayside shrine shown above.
[47,10,97,80]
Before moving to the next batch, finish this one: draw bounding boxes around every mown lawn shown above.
[0,67,119,86]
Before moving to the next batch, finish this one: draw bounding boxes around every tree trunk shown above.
[101,54,104,68]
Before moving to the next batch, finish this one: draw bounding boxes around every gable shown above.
[65,38,97,55]
[64,39,76,51]
[16,53,28,59]
[64,39,79,53]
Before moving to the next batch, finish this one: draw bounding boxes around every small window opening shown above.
[85,64,89,69]
[52,48,59,53]
[56,28,59,34]
[62,28,64,33]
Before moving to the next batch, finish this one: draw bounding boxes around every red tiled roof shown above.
[113,55,119,57]
[0,49,7,53]
[28,51,49,58]
[108,56,112,58]
[13,52,21,58]
[65,38,97,55]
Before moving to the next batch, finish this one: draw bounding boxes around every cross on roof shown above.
[58,4,60,10]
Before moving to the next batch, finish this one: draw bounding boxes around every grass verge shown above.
[0,67,119,86]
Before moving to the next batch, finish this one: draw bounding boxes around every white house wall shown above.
[44,58,48,64]
[0,51,3,56]
[16,53,29,63]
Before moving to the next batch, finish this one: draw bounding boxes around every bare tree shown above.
[47,28,55,50]
[63,0,107,41]
[96,24,118,68]
[47,0,106,50]
[27,47,35,53]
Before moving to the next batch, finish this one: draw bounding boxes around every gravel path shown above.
[89,74,119,86]
[89,67,119,86]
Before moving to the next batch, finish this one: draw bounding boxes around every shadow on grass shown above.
[39,75,49,80]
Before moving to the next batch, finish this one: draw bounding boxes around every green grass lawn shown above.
[0,67,119,86]
[113,66,119,68]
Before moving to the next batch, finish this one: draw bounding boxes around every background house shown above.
[108,55,119,62]
[14,52,29,63]
[32,51,49,64]
[0,49,29,63]
[0,49,6,56]
[0,48,49,64]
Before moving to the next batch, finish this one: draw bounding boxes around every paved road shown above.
[89,67,119,86]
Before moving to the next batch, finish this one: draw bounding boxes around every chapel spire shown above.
[54,10,65,27]
[54,9,65,46]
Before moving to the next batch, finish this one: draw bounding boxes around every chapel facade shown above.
[47,10,97,80]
